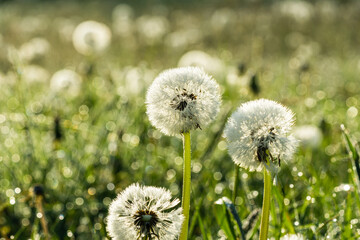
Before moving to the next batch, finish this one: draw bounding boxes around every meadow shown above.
[0,0,360,239]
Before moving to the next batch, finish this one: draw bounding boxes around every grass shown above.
[0,0,360,239]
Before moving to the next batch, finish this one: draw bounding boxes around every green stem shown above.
[259,167,271,240]
[232,165,240,203]
[180,132,191,240]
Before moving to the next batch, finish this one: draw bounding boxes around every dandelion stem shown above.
[35,195,49,240]
[259,167,271,240]
[232,165,240,203]
[180,131,191,240]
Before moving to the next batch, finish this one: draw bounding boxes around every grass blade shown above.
[341,124,360,196]
[214,199,236,240]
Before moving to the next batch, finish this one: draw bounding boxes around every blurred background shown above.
[0,0,360,239]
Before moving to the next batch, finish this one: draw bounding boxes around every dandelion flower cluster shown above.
[106,183,184,240]
[224,99,297,172]
[72,20,111,56]
[146,66,221,136]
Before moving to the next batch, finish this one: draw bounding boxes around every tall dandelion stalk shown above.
[146,67,221,239]
[32,185,50,240]
[72,20,112,76]
[224,99,297,240]
[181,131,191,238]
[260,164,271,240]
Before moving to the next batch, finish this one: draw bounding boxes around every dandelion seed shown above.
[106,183,184,240]
[146,66,221,136]
[72,20,111,56]
[280,233,305,240]
[224,99,297,172]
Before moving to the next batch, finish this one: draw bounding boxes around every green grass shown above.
[1,0,360,239]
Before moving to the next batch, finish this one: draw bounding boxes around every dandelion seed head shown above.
[224,99,297,172]
[106,183,184,240]
[146,66,221,136]
[136,15,169,44]
[72,20,111,56]
[293,125,323,148]
[50,69,82,97]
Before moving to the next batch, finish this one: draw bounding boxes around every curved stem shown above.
[259,168,271,240]
[179,132,191,240]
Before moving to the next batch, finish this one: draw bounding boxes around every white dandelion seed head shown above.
[50,69,82,97]
[106,183,184,240]
[72,20,112,56]
[280,233,305,240]
[293,125,323,149]
[136,15,169,44]
[112,4,134,22]
[224,99,297,172]
[146,66,221,136]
